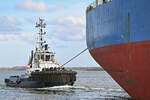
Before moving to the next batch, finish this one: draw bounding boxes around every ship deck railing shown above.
[86,0,112,13]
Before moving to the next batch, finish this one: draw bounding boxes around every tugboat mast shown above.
[35,18,46,51]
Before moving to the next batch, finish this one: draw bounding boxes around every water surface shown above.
[0,70,131,100]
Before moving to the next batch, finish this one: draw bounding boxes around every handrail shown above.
[86,0,112,13]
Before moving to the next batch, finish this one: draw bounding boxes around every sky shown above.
[0,0,99,67]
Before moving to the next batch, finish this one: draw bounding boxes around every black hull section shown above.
[5,79,74,88]
[5,70,76,88]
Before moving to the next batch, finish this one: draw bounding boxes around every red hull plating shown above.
[90,40,150,100]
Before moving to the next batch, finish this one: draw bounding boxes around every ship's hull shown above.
[90,40,150,100]
[86,0,150,100]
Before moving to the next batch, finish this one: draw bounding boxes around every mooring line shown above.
[61,48,88,67]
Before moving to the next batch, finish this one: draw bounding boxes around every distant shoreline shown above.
[0,66,26,71]
[0,66,103,71]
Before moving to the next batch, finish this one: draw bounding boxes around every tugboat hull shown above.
[5,79,45,88]
[5,78,75,88]
[5,70,76,88]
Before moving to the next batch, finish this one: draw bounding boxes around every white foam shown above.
[34,85,123,92]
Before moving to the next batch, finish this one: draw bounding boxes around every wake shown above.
[34,85,123,92]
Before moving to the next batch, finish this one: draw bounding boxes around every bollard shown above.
[96,0,98,6]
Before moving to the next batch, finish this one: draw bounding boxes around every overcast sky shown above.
[0,0,99,67]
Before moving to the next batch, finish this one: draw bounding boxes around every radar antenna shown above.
[35,18,47,51]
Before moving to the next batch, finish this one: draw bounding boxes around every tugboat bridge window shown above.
[46,55,50,61]
[51,55,54,61]
[40,54,50,61]
[41,55,44,60]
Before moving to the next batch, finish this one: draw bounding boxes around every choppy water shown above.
[0,70,131,100]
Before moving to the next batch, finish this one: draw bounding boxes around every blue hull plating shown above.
[86,0,150,50]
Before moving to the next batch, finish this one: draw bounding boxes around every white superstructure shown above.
[26,18,61,74]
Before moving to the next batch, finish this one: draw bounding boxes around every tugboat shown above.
[5,18,77,88]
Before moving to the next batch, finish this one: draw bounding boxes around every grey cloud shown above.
[49,16,86,41]
[0,16,22,35]
[50,25,85,42]
[0,16,21,25]
[15,0,48,12]
[15,0,67,12]
[51,16,85,27]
